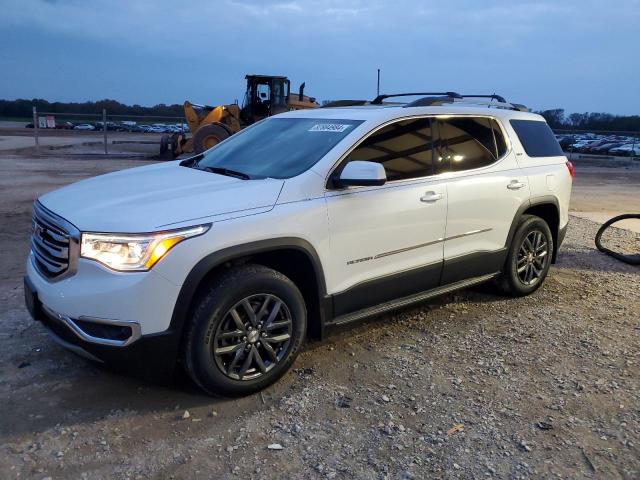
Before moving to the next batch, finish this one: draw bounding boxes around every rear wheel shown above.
[159,134,170,155]
[183,265,306,396]
[192,123,230,154]
[499,215,554,296]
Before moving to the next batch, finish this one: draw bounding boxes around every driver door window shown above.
[344,118,436,181]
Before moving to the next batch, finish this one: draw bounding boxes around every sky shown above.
[1,0,639,115]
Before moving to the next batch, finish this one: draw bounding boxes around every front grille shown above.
[31,202,76,279]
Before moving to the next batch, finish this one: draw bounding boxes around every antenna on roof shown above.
[376,69,381,97]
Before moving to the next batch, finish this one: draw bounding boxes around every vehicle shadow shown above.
[0,322,298,441]
[556,246,639,275]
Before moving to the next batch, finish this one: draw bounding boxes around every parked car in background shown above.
[94,121,122,131]
[165,125,186,133]
[609,143,640,156]
[590,142,624,154]
[557,136,576,150]
[55,122,75,130]
[581,139,612,153]
[74,124,95,131]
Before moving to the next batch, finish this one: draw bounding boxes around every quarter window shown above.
[344,118,436,181]
[509,119,564,157]
[437,117,498,172]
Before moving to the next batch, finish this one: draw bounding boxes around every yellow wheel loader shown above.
[161,75,318,158]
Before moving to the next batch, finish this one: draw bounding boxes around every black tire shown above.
[498,214,554,297]
[183,264,307,396]
[192,123,230,154]
[170,133,182,158]
[159,134,170,155]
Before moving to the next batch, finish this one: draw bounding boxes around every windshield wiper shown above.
[198,166,252,180]
[179,153,204,168]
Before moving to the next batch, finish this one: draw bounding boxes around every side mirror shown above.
[334,161,386,187]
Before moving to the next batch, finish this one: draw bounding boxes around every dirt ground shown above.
[568,164,640,233]
[0,153,638,479]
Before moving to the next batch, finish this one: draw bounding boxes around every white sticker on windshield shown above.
[308,123,352,132]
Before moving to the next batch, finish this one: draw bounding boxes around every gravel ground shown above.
[0,155,638,479]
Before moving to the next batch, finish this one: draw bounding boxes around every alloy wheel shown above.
[516,230,549,286]
[213,294,293,381]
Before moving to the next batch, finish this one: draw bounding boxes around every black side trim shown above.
[441,248,507,285]
[168,237,328,342]
[555,222,568,263]
[332,261,442,318]
[328,273,498,327]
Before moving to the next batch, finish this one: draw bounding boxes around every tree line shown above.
[0,98,184,118]
[534,109,640,132]
[1,99,638,132]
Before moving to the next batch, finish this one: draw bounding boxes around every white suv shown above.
[24,92,573,395]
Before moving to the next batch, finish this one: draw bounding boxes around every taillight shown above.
[566,160,575,179]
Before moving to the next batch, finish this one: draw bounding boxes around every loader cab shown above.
[241,75,291,125]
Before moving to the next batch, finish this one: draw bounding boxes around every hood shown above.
[39,162,284,232]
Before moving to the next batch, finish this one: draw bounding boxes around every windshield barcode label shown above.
[308,124,352,132]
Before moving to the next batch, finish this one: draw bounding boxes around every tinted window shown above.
[197,118,363,179]
[437,117,497,172]
[491,119,508,158]
[345,118,435,181]
[510,120,564,157]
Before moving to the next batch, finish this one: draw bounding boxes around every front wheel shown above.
[183,265,306,396]
[499,215,554,296]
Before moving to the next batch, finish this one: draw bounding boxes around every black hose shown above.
[594,214,640,265]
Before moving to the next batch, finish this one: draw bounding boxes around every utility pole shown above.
[102,109,107,154]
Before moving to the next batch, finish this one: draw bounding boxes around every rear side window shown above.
[437,117,497,172]
[510,120,564,157]
[346,118,436,181]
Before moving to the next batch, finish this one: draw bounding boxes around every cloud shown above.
[1,0,638,113]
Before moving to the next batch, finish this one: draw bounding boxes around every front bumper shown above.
[24,263,182,379]
[26,253,181,335]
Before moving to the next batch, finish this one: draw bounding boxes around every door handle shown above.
[507,180,527,190]
[420,191,444,203]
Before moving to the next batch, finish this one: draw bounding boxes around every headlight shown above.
[80,224,210,271]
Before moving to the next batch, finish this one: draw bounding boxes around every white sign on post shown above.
[38,116,47,129]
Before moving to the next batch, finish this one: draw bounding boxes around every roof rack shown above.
[397,92,527,112]
[371,92,462,104]
[321,99,369,108]
[321,92,528,112]
[404,96,458,107]
[458,94,507,103]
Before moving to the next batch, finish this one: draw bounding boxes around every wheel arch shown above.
[168,238,329,354]
[505,196,561,263]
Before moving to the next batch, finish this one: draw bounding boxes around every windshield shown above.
[195,118,363,179]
